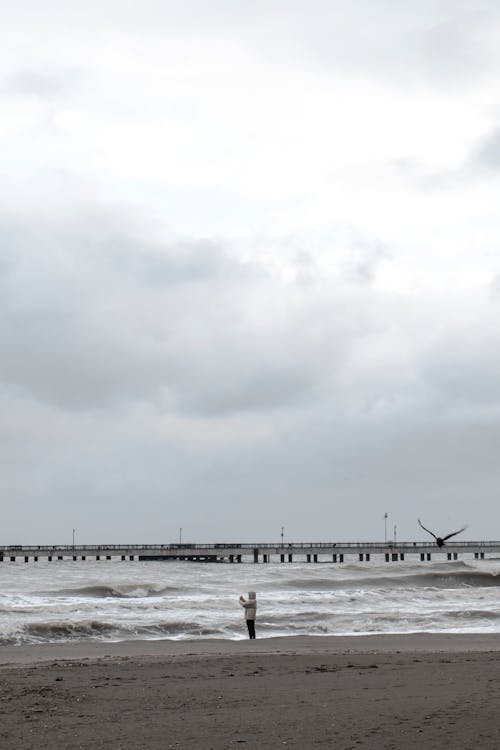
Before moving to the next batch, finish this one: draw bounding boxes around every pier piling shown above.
[0,542,495,564]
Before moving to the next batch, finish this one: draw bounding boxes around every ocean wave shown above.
[6,618,226,645]
[47,583,179,598]
[22,620,118,641]
[377,570,500,589]
[279,568,500,591]
[444,609,500,621]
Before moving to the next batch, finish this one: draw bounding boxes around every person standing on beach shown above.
[239,591,257,639]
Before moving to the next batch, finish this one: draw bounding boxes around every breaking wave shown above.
[2,619,225,646]
[281,567,500,591]
[49,583,179,598]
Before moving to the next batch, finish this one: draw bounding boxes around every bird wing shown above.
[418,519,438,540]
[442,525,467,541]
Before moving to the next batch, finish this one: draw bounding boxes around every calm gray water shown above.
[1,557,500,645]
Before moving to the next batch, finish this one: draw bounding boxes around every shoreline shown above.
[1,631,500,666]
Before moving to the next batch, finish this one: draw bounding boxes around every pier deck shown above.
[0,541,497,563]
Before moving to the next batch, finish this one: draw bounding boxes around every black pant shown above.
[246,620,256,639]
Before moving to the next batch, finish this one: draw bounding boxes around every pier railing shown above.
[1,540,499,551]
[0,541,498,564]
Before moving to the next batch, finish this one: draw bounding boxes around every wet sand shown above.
[2,634,500,749]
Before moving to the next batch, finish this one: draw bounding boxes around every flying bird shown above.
[418,519,467,547]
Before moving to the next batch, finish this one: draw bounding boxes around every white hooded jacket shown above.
[239,591,257,620]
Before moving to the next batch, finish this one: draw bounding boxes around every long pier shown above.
[0,541,497,563]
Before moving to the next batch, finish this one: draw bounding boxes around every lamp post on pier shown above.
[384,513,388,545]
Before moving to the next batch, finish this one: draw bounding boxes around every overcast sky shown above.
[1,0,500,544]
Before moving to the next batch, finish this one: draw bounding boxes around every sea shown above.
[1,556,500,646]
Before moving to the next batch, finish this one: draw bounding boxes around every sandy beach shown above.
[1,634,500,749]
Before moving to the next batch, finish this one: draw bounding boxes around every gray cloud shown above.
[391,122,500,191]
[1,68,82,99]
[4,1,500,90]
[226,1,491,88]
[421,328,500,410]
[1,1,500,543]
[469,125,500,172]
[2,204,498,427]
[491,274,500,298]
[343,241,388,284]
[0,211,348,413]
[283,2,497,87]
